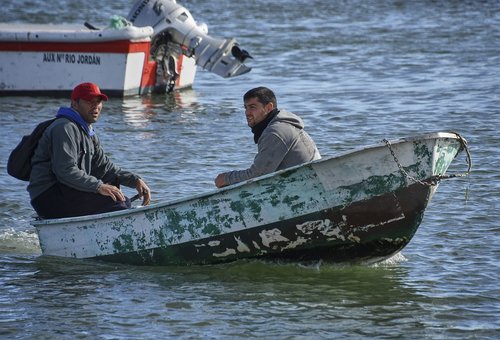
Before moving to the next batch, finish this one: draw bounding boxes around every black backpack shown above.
[7,118,58,181]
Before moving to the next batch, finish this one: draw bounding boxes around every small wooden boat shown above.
[31,132,471,266]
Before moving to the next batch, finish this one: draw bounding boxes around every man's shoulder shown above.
[268,111,303,131]
[260,121,293,145]
[47,117,82,138]
[273,109,304,125]
[51,117,82,129]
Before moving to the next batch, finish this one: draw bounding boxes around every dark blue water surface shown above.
[0,0,498,338]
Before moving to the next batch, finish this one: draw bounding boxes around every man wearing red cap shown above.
[27,82,151,219]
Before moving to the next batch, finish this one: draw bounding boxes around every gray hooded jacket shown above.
[224,109,321,186]
[27,118,140,201]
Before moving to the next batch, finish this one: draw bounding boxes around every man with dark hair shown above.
[215,86,321,188]
[28,82,151,218]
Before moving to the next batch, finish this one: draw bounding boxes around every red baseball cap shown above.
[71,82,109,101]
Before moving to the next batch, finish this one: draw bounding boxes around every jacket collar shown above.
[251,109,279,144]
[56,107,95,137]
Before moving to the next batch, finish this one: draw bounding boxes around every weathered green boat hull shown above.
[32,132,468,266]
[96,181,429,265]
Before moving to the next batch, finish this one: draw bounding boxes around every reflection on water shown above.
[2,254,428,338]
[120,89,205,129]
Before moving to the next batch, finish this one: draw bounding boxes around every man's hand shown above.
[136,178,151,206]
[98,183,125,202]
[214,173,228,188]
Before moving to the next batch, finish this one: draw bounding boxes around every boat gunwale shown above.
[31,131,462,227]
[0,23,154,42]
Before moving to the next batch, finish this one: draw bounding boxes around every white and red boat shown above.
[0,0,251,97]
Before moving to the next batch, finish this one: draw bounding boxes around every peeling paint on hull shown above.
[32,132,467,266]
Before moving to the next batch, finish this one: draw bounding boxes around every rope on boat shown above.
[382,132,472,186]
[449,131,472,176]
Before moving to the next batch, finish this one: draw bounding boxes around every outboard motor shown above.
[127,0,251,90]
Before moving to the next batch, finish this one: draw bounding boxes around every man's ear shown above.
[265,101,274,113]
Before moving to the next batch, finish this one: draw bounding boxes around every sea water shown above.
[0,0,498,338]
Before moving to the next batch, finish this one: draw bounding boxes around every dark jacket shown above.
[27,117,140,201]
